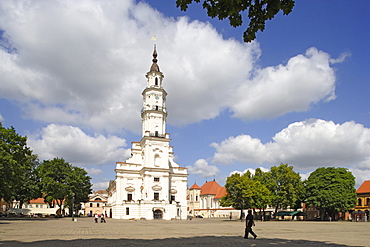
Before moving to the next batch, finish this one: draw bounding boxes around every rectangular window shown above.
[36,205,39,208]
[127,193,132,201]
[154,177,160,182]
[154,192,159,200]
[40,205,43,208]
[29,205,32,208]
[171,195,175,202]
[126,207,129,215]
[90,203,93,207]
[97,203,99,207]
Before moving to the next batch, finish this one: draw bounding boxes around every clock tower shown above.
[141,45,167,138]
[106,45,188,220]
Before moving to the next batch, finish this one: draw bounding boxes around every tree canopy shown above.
[176,0,295,42]
[220,171,271,218]
[37,158,92,213]
[0,123,41,205]
[1,123,92,213]
[266,163,303,214]
[305,167,356,219]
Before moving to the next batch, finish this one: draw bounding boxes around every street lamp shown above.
[72,193,75,222]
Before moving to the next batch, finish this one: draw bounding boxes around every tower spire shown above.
[150,44,160,72]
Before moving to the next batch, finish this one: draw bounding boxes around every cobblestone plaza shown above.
[0,217,368,246]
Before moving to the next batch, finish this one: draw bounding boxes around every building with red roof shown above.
[354,180,370,220]
[187,180,236,218]
[7,198,63,216]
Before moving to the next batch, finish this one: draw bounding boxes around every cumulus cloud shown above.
[92,181,110,191]
[231,48,337,120]
[0,0,342,134]
[86,168,104,176]
[28,124,130,166]
[212,119,370,181]
[229,167,270,176]
[187,159,220,178]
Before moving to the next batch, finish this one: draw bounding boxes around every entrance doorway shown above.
[153,209,163,219]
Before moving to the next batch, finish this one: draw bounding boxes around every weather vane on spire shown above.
[151,35,157,48]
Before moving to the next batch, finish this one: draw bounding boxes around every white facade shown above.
[106,46,188,220]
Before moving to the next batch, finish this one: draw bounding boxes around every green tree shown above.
[305,167,356,220]
[221,173,252,219]
[221,171,272,219]
[0,123,41,206]
[12,154,42,208]
[266,163,303,215]
[251,169,272,215]
[37,158,92,214]
[176,0,295,42]
[65,166,92,216]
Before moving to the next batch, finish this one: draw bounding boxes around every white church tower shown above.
[106,46,188,220]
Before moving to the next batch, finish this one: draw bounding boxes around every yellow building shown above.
[354,180,370,221]
[83,190,108,217]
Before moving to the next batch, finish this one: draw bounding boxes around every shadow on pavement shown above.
[0,236,362,247]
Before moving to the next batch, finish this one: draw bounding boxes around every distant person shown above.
[94,214,98,223]
[244,210,257,239]
[101,214,106,223]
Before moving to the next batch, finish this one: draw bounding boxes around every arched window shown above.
[358,198,362,206]
[155,77,158,86]
[154,154,160,167]
[367,198,370,206]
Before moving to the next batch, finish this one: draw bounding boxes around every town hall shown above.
[106,46,188,220]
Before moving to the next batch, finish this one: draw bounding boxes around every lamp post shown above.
[72,193,75,222]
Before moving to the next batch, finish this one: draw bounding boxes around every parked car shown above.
[196,215,203,218]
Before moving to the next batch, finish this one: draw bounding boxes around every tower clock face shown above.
[155,95,159,100]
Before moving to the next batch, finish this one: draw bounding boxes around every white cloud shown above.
[0,114,3,122]
[86,167,104,176]
[212,119,370,185]
[231,48,337,120]
[92,181,109,192]
[187,159,220,178]
[211,135,268,165]
[0,1,342,134]
[229,167,270,176]
[27,124,130,166]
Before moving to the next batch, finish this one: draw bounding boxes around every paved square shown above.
[0,217,368,246]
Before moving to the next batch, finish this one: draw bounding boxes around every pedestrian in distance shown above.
[100,214,106,223]
[244,210,257,239]
[94,214,98,223]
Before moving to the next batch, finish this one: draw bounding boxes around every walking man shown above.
[244,210,257,239]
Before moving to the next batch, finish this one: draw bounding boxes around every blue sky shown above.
[0,0,369,191]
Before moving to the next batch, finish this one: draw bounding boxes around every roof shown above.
[95,189,107,194]
[200,180,221,195]
[356,180,370,193]
[214,187,227,199]
[28,198,46,204]
[149,45,160,72]
[189,183,201,190]
[28,198,64,204]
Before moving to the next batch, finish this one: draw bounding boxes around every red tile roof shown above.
[214,186,227,199]
[189,183,201,190]
[357,180,370,193]
[200,180,221,195]
[28,198,46,204]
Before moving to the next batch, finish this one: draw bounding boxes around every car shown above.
[196,215,203,218]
